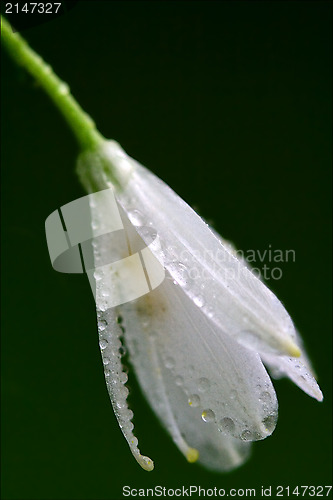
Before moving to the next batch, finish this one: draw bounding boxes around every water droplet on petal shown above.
[201,409,215,423]
[131,437,138,447]
[120,372,128,384]
[169,262,189,288]
[98,320,107,331]
[240,430,253,441]
[188,394,201,407]
[128,209,145,226]
[193,295,205,308]
[198,377,210,392]
[94,271,102,281]
[220,417,235,434]
[99,339,108,350]
[103,357,110,365]
[263,414,277,433]
[120,385,129,398]
[260,391,272,403]
[206,307,214,319]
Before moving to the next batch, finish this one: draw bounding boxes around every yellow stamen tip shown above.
[285,340,301,358]
[138,455,154,472]
[186,447,199,463]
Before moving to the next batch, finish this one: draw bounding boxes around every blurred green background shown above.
[1,1,332,499]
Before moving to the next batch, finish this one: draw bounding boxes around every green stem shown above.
[1,16,104,151]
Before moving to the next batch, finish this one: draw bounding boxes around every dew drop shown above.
[128,209,145,226]
[198,377,210,393]
[94,271,102,281]
[99,339,108,350]
[220,417,235,434]
[120,385,129,398]
[120,372,128,384]
[98,320,107,332]
[103,357,110,365]
[201,409,215,423]
[206,307,214,319]
[193,295,205,308]
[99,302,107,312]
[175,376,184,386]
[188,394,201,407]
[260,391,272,403]
[131,436,138,447]
[240,430,253,441]
[263,414,277,433]
[169,262,189,288]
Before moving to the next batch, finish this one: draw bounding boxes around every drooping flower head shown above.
[76,140,323,472]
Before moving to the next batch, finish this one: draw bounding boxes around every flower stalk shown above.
[1,16,104,151]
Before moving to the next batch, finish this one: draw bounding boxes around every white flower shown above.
[77,140,323,472]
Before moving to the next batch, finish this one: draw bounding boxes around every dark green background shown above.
[1,2,332,499]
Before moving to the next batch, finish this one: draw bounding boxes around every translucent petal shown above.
[261,331,323,402]
[89,195,277,471]
[78,141,301,359]
[121,272,279,448]
[89,193,154,471]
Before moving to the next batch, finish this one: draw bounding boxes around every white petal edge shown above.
[89,194,154,471]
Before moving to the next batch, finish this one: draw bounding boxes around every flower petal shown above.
[88,191,277,471]
[78,141,301,359]
[261,331,323,402]
[88,192,154,471]
[120,271,279,446]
